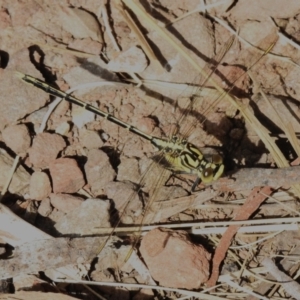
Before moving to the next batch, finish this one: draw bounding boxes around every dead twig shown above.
[213,166,300,192]
[207,186,273,287]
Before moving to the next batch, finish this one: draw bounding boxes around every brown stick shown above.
[206,186,273,287]
[212,166,300,192]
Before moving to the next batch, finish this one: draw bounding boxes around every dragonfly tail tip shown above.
[14,70,25,80]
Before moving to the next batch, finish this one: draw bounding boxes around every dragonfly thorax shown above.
[164,136,188,156]
[151,136,224,184]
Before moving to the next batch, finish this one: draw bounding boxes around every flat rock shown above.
[49,157,85,193]
[78,128,103,149]
[230,0,300,20]
[84,149,116,195]
[117,157,140,184]
[68,37,103,55]
[55,199,111,235]
[50,193,84,213]
[140,228,211,289]
[29,171,52,200]
[0,148,30,196]
[2,124,31,154]
[0,50,48,131]
[28,133,66,169]
[38,198,52,217]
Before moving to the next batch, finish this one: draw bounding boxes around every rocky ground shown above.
[1,0,300,299]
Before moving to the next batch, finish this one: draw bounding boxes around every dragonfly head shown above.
[200,155,225,183]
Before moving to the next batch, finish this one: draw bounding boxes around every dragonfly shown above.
[16,72,225,188]
[16,35,275,259]
[16,38,241,194]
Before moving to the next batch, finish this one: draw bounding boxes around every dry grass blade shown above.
[53,278,227,299]
[164,0,232,26]
[114,0,163,72]
[96,217,300,236]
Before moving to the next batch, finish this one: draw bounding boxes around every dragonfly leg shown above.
[191,177,201,192]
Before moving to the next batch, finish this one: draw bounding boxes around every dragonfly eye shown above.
[201,167,214,183]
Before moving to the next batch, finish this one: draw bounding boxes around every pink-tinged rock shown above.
[140,228,211,289]
[79,129,104,149]
[49,158,85,193]
[84,149,116,195]
[2,124,31,154]
[29,171,52,200]
[50,193,84,213]
[28,133,66,169]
